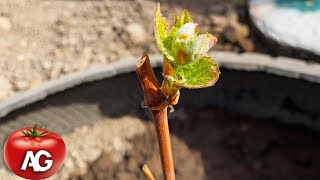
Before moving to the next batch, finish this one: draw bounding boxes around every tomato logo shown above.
[3,124,66,179]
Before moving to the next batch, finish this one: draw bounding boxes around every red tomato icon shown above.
[4,124,66,179]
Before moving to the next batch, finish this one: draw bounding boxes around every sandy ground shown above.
[0,0,252,101]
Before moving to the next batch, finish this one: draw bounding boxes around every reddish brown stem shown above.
[152,108,175,180]
[136,55,165,108]
[136,55,176,180]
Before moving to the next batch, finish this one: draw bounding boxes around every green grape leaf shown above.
[191,33,217,61]
[154,3,176,62]
[162,26,178,55]
[174,10,193,28]
[154,4,220,91]
[154,3,168,54]
[165,56,220,89]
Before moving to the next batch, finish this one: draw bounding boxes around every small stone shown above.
[14,80,29,91]
[0,16,12,31]
[125,23,147,44]
[50,62,64,78]
[17,55,26,61]
[62,64,73,73]
[0,76,12,100]
[42,61,52,70]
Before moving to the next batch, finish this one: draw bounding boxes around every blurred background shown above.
[1,0,319,101]
[0,0,320,180]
